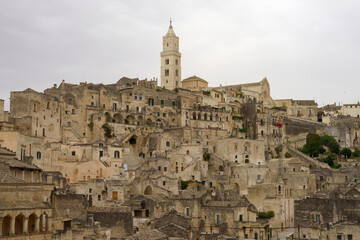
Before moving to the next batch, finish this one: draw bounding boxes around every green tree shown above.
[352,151,360,157]
[320,135,340,154]
[340,148,352,158]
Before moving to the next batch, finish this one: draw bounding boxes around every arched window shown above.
[166,141,170,147]
[36,152,41,159]
[114,151,120,158]
[2,215,11,236]
[278,185,282,194]
[15,214,25,234]
[28,213,36,233]
[144,186,152,195]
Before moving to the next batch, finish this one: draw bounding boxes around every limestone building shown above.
[161,20,181,90]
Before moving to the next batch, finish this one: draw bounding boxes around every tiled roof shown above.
[0,158,41,171]
[0,173,26,183]
[125,229,167,240]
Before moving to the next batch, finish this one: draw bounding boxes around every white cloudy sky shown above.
[1,0,359,110]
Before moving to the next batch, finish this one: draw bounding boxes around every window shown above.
[175,59,178,65]
[161,99,164,105]
[114,151,120,158]
[91,102,94,106]
[98,195,101,201]
[215,215,220,225]
[337,235,343,240]
[139,95,143,100]
[134,95,137,100]
[33,104,37,112]
[348,234,353,240]
[165,59,169,65]
[158,166,161,171]
[164,167,167,172]
[72,151,76,156]
[186,207,190,216]
[166,141,170,147]
[176,69,178,76]
[239,214,243,222]
[47,102,50,109]
[36,152,41,159]
[172,101,176,107]
[234,144,238,151]
[72,109,75,114]
[113,103,117,111]
[165,69,169,76]
[163,181,166,186]
[68,98,72,104]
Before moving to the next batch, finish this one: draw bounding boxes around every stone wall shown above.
[53,194,88,221]
[88,208,133,238]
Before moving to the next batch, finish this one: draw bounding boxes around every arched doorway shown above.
[144,186,152,195]
[105,112,112,122]
[15,214,25,235]
[2,215,11,236]
[145,118,152,126]
[113,113,123,123]
[28,213,36,233]
[125,115,135,125]
[137,116,144,125]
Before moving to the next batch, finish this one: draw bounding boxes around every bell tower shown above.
[161,19,181,90]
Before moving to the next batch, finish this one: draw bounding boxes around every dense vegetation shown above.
[301,133,339,157]
[301,133,359,169]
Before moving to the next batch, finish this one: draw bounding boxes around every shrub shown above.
[87,121,94,131]
[285,152,292,158]
[102,123,113,138]
[203,152,210,161]
[352,151,360,157]
[239,128,247,132]
[181,180,193,190]
[232,115,244,120]
[258,211,275,219]
[275,146,282,155]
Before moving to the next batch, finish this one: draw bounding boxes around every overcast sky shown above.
[1,0,359,110]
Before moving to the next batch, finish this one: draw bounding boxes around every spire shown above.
[166,18,176,36]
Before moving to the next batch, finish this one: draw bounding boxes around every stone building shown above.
[275,99,318,121]
[182,75,209,91]
[0,147,53,238]
[161,20,181,90]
